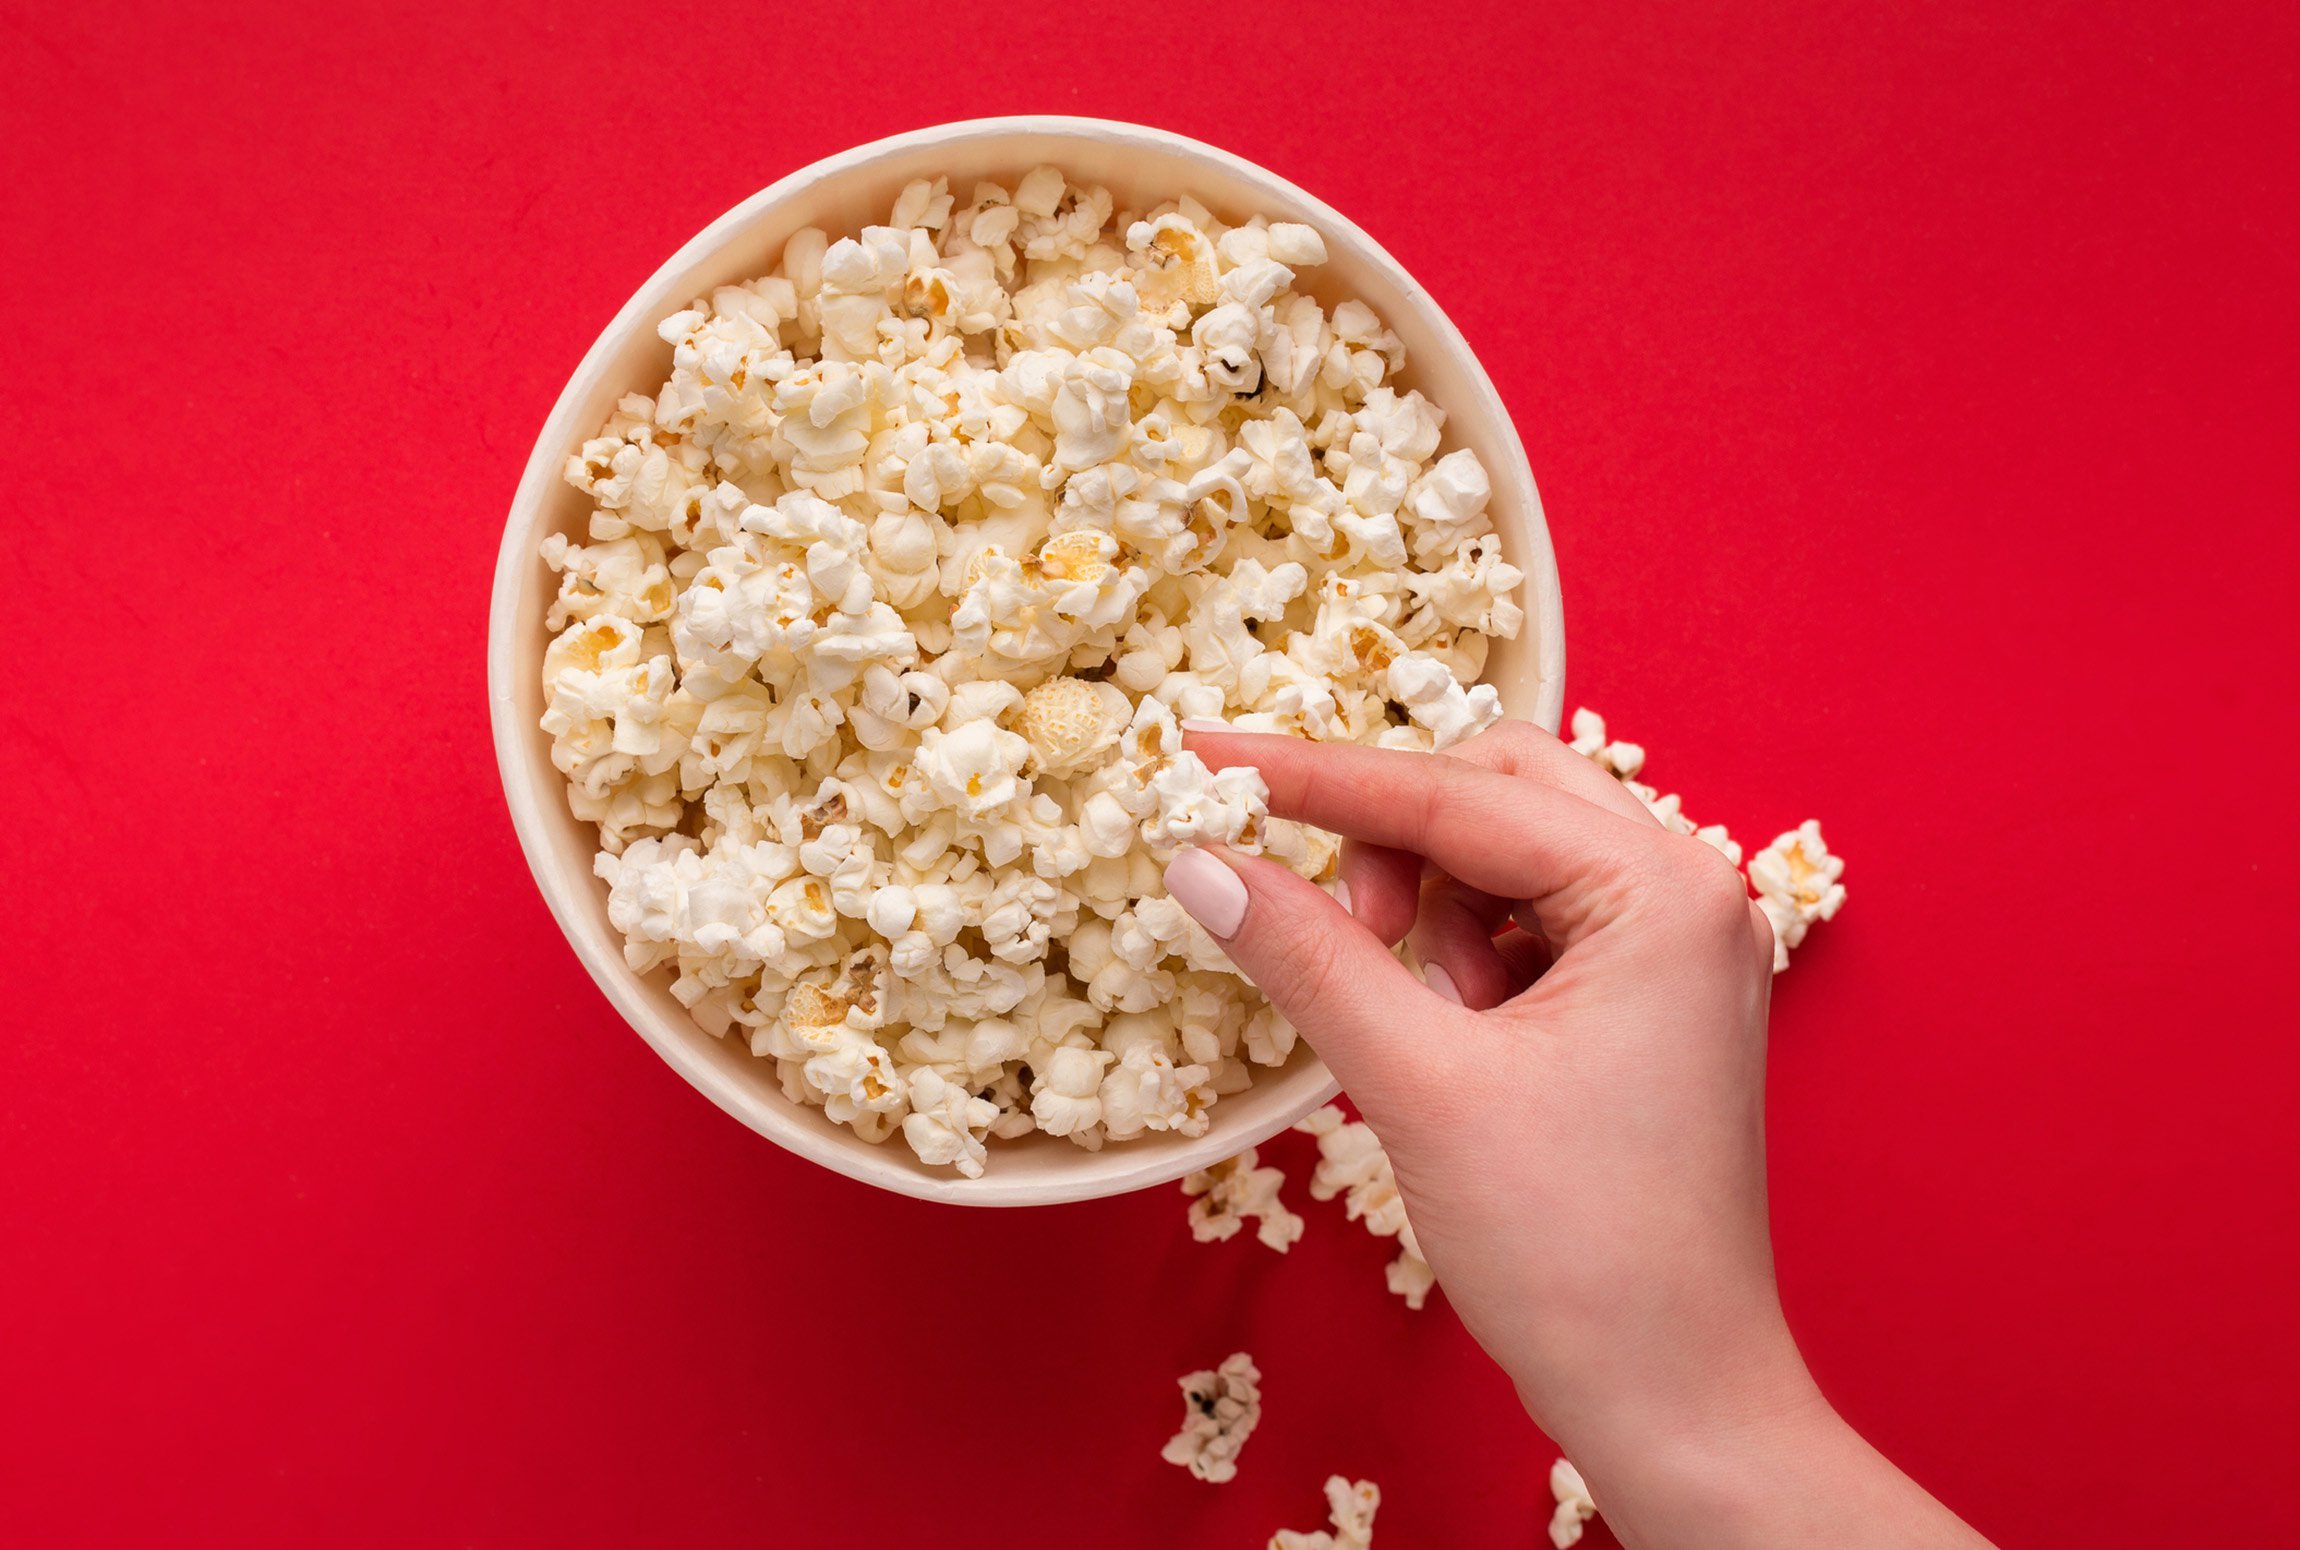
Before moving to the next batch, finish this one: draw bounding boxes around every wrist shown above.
[1585,1383,1850,1546]
[1520,1324,1850,1547]
[1527,1341,1990,1549]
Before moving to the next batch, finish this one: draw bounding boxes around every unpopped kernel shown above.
[542,170,1523,1173]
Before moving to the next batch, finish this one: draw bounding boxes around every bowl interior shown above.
[489,118,1564,1205]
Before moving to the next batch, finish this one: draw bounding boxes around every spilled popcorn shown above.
[1160,1351,1263,1483]
[1182,1146,1304,1253]
[1298,1105,1435,1309]
[1569,707,1847,971]
[542,168,1526,1175]
[1270,1476,1382,1550]
[1749,820,1846,972]
[1548,1458,1599,1547]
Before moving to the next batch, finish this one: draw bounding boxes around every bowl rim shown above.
[487,114,1565,1206]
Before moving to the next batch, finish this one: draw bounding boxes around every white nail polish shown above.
[1163,847,1249,939]
[1424,962,1463,1005]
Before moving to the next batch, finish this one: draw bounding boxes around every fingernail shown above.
[1180,717,1230,734]
[1331,878,1354,917]
[1164,846,1249,939]
[1423,961,1463,1005]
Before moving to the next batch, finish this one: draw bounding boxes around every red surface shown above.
[5,2,2296,1544]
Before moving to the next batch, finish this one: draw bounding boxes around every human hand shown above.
[1162,722,1988,1549]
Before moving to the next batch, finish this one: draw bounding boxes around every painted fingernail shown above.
[1423,962,1463,1005]
[1180,718,1231,734]
[1331,878,1354,917]
[1165,846,1249,939]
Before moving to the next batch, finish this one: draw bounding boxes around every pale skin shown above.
[1162,722,1994,1550]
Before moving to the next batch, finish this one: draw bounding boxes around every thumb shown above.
[1162,844,1460,1100]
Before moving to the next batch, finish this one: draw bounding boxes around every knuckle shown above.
[1647,833,1757,934]
[1405,758,1463,853]
[1430,753,1502,823]
[1460,718,1540,761]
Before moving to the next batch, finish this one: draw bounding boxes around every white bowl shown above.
[487,117,1566,1206]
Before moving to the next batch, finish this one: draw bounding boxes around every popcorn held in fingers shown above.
[1182,1147,1304,1253]
[1160,1352,1263,1483]
[539,169,1528,1175]
[1269,1476,1382,1550]
[1296,1105,1436,1308]
[1548,1458,1599,1548]
[1749,819,1847,972]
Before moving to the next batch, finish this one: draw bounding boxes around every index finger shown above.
[1442,720,1663,829]
[1186,731,1656,922]
[1334,720,1662,945]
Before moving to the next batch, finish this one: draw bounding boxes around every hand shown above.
[1162,722,1990,1549]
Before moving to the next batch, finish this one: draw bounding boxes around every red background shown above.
[5,2,2295,1544]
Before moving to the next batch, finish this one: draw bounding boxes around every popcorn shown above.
[1099,1040,1212,1138]
[803,1024,906,1129]
[1193,302,1263,395]
[1128,213,1223,310]
[1016,675,1130,776]
[1243,1002,1297,1066]
[1159,1352,1262,1484]
[978,870,1062,965]
[1182,1147,1304,1252]
[1401,447,1492,565]
[1297,1105,1434,1308]
[1567,706,1644,779]
[1029,1043,1112,1142]
[1143,752,1270,852]
[1265,222,1329,268]
[899,1065,997,1177]
[1385,651,1503,750]
[915,720,1031,820]
[1270,1477,1381,1550]
[564,394,708,537]
[1749,820,1846,972]
[543,171,1525,1173]
[1050,349,1137,471]
[1548,1459,1598,1548]
[1409,532,1524,637]
[541,533,675,629]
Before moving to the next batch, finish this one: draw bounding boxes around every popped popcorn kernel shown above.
[1181,1147,1304,1253]
[1548,1459,1599,1548]
[1270,1476,1381,1550]
[1160,1351,1262,1484]
[1297,1105,1434,1308]
[1016,675,1129,776]
[1750,819,1846,972]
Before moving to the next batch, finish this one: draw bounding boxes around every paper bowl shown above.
[487,117,1565,1205]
